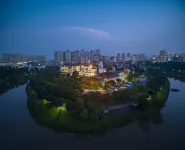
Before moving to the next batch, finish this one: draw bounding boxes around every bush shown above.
[75,98,85,111]
[125,73,135,82]
[79,109,89,121]
[72,89,81,98]
[137,95,149,110]
[90,109,99,120]
[86,101,94,110]
[72,71,79,78]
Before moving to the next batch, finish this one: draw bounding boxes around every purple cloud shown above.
[62,26,112,39]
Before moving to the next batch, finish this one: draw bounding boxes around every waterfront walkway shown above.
[104,103,131,114]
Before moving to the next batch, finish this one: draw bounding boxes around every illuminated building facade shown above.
[98,60,106,73]
[71,65,81,72]
[61,66,70,73]
[61,64,98,76]
[80,65,97,76]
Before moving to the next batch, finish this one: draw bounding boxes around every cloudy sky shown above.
[0,0,184,59]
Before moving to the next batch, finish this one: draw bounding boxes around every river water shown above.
[0,79,185,150]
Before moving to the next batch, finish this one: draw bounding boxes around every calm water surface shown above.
[0,79,185,150]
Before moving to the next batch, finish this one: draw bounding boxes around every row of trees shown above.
[145,61,185,71]
[0,66,29,79]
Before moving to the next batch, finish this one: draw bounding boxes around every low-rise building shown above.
[60,64,98,76]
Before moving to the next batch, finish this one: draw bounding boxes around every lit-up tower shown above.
[60,60,64,67]
[98,60,106,73]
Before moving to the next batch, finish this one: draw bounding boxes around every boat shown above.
[171,88,180,92]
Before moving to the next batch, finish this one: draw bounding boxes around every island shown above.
[26,67,170,133]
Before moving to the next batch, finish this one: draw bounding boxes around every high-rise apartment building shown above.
[63,50,71,64]
[122,53,125,62]
[0,54,2,62]
[54,49,101,64]
[54,51,63,65]
[93,49,101,62]
[138,54,146,61]
[90,50,94,63]
[95,49,100,55]
[110,56,116,62]
[2,54,25,63]
[160,50,168,62]
[74,50,80,63]
[101,55,109,63]
[117,53,121,62]
[80,49,86,64]
[71,51,75,63]
[1,53,45,64]
[85,50,90,63]
[126,53,131,61]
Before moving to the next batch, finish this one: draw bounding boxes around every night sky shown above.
[0,0,184,59]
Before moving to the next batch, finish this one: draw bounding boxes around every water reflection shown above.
[137,111,163,132]
[138,118,150,132]
[74,133,105,139]
[150,112,163,125]
[0,78,29,95]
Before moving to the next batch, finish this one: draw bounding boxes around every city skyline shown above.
[0,0,184,59]
[1,49,184,64]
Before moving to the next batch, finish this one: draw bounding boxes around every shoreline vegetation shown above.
[26,69,170,133]
[145,61,185,83]
[0,67,30,95]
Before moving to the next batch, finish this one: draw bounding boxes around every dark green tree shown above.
[90,109,99,120]
[79,108,89,120]
[125,73,135,82]
[116,78,122,83]
[72,71,79,78]
[109,80,116,86]
[138,95,149,110]
[75,98,85,111]
[86,101,94,110]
